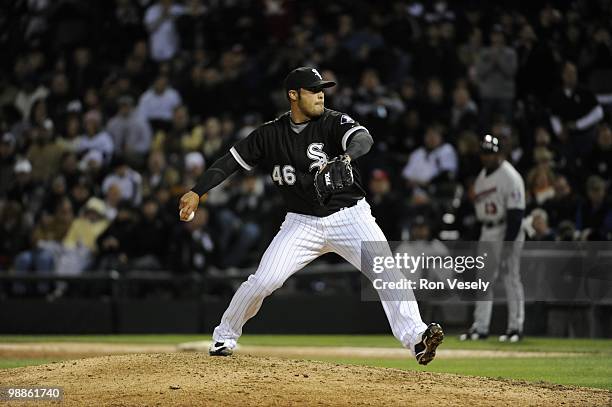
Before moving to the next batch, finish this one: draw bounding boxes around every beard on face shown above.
[298,98,324,119]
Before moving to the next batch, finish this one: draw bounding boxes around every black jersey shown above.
[230,109,370,217]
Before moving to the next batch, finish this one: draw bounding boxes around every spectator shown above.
[7,159,45,224]
[181,64,220,119]
[413,22,462,87]
[585,123,612,181]
[123,47,154,96]
[137,74,182,131]
[368,169,403,240]
[78,149,106,186]
[535,4,564,47]
[576,175,612,240]
[543,175,579,228]
[75,110,114,164]
[29,98,51,129]
[164,105,191,156]
[107,0,146,60]
[519,126,555,172]
[216,51,249,113]
[26,121,64,183]
[14,75,48,121]
[57,114,82,152]
[556,220,578,241]
[152,185,176,225]
[142,150,180,196]
[103,182,125,220]
[450,84,478,134]
[515,24,557,105]
[455,132,481,180]
[526,166,556,207]
[82,88,102,117]
[458,27,483,73]
[96,201,138,271]
[68,47,102,98]
[580,26,612,83]
[0,201,31,271]
[549,62,604,155]
[68,177,93,215]
[389,108,421,154]
[420,77,450,127]
[200,116,229,163]
[101,157,143,207]
[402,125,458,187]
[58,151,81,190]
[475,24,517,129]
[398,77,418,111]
[12,198,74,295]
[168,207,215,273]
[528,208,556,241]
[182,151,205,189]
[131,197,169,270]
[46,72,72,125]
[58,197,110,275]
[106,95,152,169]
[563,22,583,64]
[144,0,187,62]
[215,174,265,268]
[353,69,405,132]
[0,133,17,196]
[41,175,68,216]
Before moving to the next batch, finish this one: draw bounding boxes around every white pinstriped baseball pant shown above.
[212,199,428,354]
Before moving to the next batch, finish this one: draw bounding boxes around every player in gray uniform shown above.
[460,134,526,342]
[179,67,444,364]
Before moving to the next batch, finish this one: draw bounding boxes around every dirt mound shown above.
[1,353,609,406]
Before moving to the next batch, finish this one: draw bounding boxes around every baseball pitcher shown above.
[179,67,443,364]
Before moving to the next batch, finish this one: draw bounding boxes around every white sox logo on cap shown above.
[311,68,323,80]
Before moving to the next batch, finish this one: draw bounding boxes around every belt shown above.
[483,219,506,228]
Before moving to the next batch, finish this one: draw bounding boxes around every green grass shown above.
[0,359,64,369]
[316,356,612,390]
[1,335,611,390]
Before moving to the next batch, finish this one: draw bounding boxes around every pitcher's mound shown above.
[1,353,608,406]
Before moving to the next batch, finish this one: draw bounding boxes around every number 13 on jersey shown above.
[272,165,296,185]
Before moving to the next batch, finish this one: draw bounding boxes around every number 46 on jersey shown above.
[272,165,296,185]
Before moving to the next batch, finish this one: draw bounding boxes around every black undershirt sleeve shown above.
[345,130,373,160]
[191,152,240,196]
[504,209,524,241]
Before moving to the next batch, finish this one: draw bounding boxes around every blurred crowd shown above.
[1,0,612,293]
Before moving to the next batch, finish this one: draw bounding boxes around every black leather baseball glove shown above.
[314,155,354,205]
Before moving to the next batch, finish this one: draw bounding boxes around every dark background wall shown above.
[1,296,609,337]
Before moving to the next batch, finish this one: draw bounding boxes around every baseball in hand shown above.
[181,209,195,222]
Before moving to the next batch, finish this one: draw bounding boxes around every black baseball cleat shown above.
[414,323,444,365]
[209,341,233,356]
[459,329,488,341]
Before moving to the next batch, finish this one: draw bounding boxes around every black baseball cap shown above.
[480,134,501,153]
[284,67,336,93]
